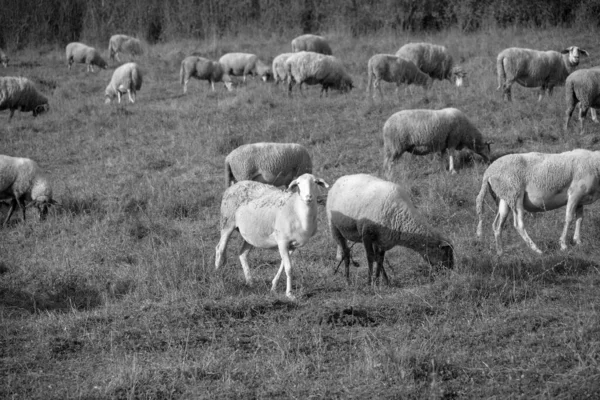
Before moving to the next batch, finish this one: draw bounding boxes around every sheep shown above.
[395,42,466,87]
[180,56,233,94]
[218,53,272,82]
[383,108,491,177]
[272,53,294,86]
[0,77,49,120]
[65,42,108,72]
[291,34,332,55]
[0,155,56,226]
[214,173,329,300]
[366,54,431,100]
[0,49,8,68]
[476,149,600,255]
[326,173,453,285]
[496,46,589,102]
[286,51,353,97]
[224,142,313,189]
[108,34,143,62]
[564,68,600,133]
[105,62,143,104]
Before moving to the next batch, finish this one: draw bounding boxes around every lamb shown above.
[564,68,600,133]
[0,155,56,226]
[395,43,466,87]
[65,42,108,72]
[0,77,49,120]
[476,149,600,255]
[0,49,8,68]
[286,51,353,96]
[326,173,453,285]
[383,108,491,177]
[218,53,272,82]
[496,46,589,102]
[214,173,329,300]
[108,34,143,62]
[272,53,294,86]
[105,62,143,104]
[180,56,233,94]
[291,34,332,55]
[366,54,431,99]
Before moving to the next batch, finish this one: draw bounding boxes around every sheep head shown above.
[562,46,589,66]
[422,240,454,269]
[287,174,329,205]
[451,66,467,87]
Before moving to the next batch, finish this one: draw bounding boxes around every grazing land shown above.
[1,27,600,399]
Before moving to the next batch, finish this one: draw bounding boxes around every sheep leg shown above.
[128,89,135,103]
[591,108,598,123]
[211,81,215,92]
[537,86,546,102]
[8,108,15,120]
[215,224,236,269]
[275,242,296,300]
[447,149,457,174]
[573,205,584,246]
[183,79,189,94]
[2,198,17,226]
[373,249,389,286]
[512,198,542,254]
[502,82,512,102]
[560,197,580,250]
[579,105,589,134]
[238,240,254,286]
[564,103,576,132]
[117,91,122,104]
[271,249,293,294]
[492,199,510,255]
[331,225,351,282]
[362,236,376,285]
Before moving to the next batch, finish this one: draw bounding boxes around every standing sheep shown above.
[496,46,588,102]
[564,68,600,133]
[218,53,272,82]
[272,53,294,86]
[0,77,49,120]
[383,108,491,177]
[286,51,353,97]
[291,34,332,55]
[476,149,600,255]
[215,174,329,300]
[327,174,453,285]
[224,142,313,188]
[105,62,143,104]
[180,56,233,94]
[395,43,466,87]
[108,34,143,62]
[65,42,108,72]
[366,54,431,100]
[0,49,8,68]
[0,155,56,226]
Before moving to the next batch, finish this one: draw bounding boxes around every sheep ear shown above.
[581,49,590,57]
[561,47,572,54]
[315,178,329,189]
[287,179,299,192]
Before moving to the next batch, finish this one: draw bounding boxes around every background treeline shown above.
[1,0,600,48]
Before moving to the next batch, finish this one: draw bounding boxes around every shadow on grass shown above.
[0,284,103,314]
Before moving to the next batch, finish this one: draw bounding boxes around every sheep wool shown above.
[272,53,294,86]
[65,42,108,72]
[564,68,600,133]
[286,51,353,96]
[105,62,143,104]
[0,76,49,120]
[218,53,271,82]
[367,54,431,99]
[108,34,143,62]
[291,34,332,55]
[326,173,453,284]
[396,43,465,87]
[180,56,232,93]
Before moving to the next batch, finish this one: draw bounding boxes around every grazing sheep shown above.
[476,149,600,255]
[0,49,8,68]
[0,77,49,120]
[383,108,490,177]
[215,174,329,300]
[291,34,332,55]
[286,51,353,96]
[65,42,108,72]
[218,53,272,82]
[180,56,233,94]
[0,155,56,226]
[108,34,143,62]
[496,46,589,102]
[395,43,466,87]
[272,53,294,86]
[564,68,600,133]
[105,62,143,104]
[224,142,312,188]
[367,54,431,99]
[327,174,453,285]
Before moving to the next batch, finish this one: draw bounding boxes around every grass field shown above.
[1,26,600,399]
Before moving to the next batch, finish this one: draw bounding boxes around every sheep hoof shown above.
[285,293,297,301]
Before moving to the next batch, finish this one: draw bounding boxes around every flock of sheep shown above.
[2,33,600,300]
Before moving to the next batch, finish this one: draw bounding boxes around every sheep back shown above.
[272,53,294,84]
[565,68,600,110]
[287,51,353,92]
[0,155,52,202]
[105,62,142,99]
[66,42,107,69]
[396,43,456,81]
[218,53,271,79]
[0,77,49,117]
[291,34,332,55]
[181,56,227,84]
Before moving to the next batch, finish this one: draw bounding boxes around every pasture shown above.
[1,26,600,399]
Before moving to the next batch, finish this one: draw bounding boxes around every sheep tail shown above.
[224,160,234,188]
[496,55,506,91]
[475,177,492,238]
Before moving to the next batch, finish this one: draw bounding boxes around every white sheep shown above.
[0,49,8,68]
[0,155,56,226]
[180,56,233,94]
[383,108,491,177]
[108,34,143,62]
[218,53,272,82]
[496,46,589,102]
[564,68,600,133]
[214,173,329,300]
[395,43,466,87]
[291,34,332,55]
[224,142,313,188]
[366,54,431,100]
[327,173,453,285]
[272,53,294,86]
[286,51,353,97]
[105,62,143,104]
[65,42,108,72]
[0,77,49,120]
[476,149,600,255]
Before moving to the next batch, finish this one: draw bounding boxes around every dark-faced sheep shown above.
[395,43,466,87]
[291,34,332,55]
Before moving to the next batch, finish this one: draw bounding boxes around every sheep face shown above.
[422,242,454,269]
[287,174,329,205]
[451,66,466,87]
[562,46,589,66]
[32,104,49,117]
[224,80,233,91]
